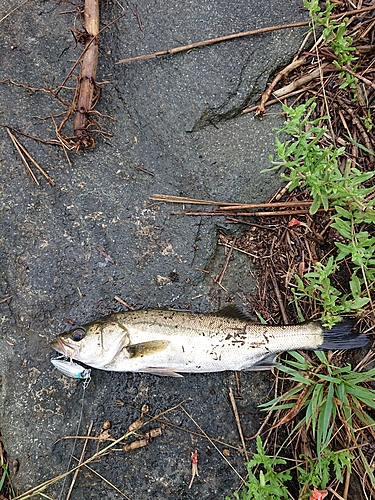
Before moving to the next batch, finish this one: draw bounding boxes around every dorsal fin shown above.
[213,305,254,321]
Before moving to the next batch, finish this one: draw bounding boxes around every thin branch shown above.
[7,128,39,185]
[150,193,314,210]
[228,387,249,461]
[0,0,29,23]
[170,208,331,217]
[65,421,94,500]
[116,6,375,64]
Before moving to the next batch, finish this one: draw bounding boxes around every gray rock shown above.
[0,0,307,498]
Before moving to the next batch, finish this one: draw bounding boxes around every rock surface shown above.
[0,0,308,498]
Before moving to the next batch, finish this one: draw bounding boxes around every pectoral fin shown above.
[140,367,184,378]
[125,340,170,358]
[243,354,279,371]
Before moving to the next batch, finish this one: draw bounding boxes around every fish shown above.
[50,308,368,377]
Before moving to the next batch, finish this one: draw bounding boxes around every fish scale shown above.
[51,309,368,377]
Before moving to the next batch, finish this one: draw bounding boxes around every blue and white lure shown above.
[51,357,91,386]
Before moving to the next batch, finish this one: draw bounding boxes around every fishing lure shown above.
[51,358,91,381]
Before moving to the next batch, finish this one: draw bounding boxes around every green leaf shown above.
[308,383,324,437]
[318,383,335,453]
[310,196,322,214]
[344,135,375,157]
[335,206,353,219]
[335,242,352,260]
[349,297,370,309]
[345,386,375,407]
[0,465,8,491]
[349,274,361,296]
[259,387,304,410]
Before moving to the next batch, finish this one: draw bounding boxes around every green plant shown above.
[292,186,375,326]
[226,353,375,499]
[361,109,373,132]
[229,4,375,499]
[297,449,353,494]
[264,98,375,214]
[304,0,358,93]
[0,463,15,499]
[225,436,291,500]
[260,352,375,453]
[296,449,354,499]
[0,465,8,493]
[263,96,375,326]
[262,0,375,324]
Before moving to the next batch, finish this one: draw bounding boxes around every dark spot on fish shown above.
[182,346,185,352]
[250,342,265,348]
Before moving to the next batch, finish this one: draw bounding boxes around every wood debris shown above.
[123,428,163,452]
[72,0,100,149]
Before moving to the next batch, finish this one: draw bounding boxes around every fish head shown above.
[50,317,130,368]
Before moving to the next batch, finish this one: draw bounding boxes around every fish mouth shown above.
[50,337,77,358]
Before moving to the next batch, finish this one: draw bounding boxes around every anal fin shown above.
[242,354,279,371]
[141,367,184,378]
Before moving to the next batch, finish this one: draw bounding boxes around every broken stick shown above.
[73,0,100,149]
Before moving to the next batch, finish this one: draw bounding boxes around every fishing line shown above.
[57,375,91,500]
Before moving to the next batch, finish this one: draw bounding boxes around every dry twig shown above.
[65,421,94,500]
[228,387,249,461]
[72,0,100,149]
[116,6,375,64]
[6,128,55,186]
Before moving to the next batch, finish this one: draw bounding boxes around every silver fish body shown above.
[50,309,367,377]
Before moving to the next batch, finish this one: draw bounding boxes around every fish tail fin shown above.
[318,318,368,350]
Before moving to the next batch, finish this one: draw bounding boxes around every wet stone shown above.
[0,0,308,498]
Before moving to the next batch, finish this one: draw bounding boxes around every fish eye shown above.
[71,328,86,342]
